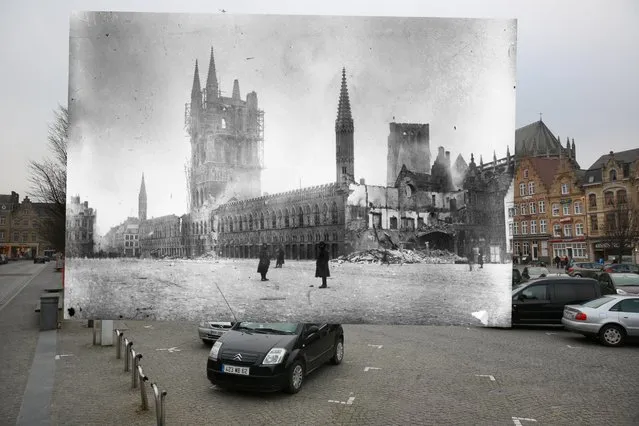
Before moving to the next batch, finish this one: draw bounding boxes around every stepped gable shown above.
[528,157,561,191]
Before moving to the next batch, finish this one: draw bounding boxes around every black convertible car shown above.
[207,322,344,394]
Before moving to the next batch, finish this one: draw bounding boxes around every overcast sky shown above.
[2,0,638,235]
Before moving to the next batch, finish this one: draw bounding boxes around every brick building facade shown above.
[0,192,55,259]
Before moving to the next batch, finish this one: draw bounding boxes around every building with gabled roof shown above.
[515,119,579,167]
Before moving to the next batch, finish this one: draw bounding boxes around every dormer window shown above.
[609,169,617,181]
[221,118,227,129]
[588,176,594,183]
[523,169,529,179]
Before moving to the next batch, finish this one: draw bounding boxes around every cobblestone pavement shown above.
[0,261,60,424]
[51,320,639,425]
[64,258,511,326]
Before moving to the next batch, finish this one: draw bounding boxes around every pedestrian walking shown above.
[554,255,561,269]
[315,241,330,288]
[275,247,285,268]
[478,252,484,269]
[257,243,270,281]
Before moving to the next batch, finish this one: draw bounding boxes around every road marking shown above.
[566,345,580,349]
[346,396,355,405]
[476,374,496,381]
[367,344,383,349]
[54,354,73,360]
[545,332,557,335]
[0,267,44,313]
[512,417,537,425]
[156,347,181,353]
[364,367,381,372]
[143,325,153,329]
[328,396,356,405]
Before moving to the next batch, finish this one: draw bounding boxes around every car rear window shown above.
[582,297,615,308]
[554,282,597,301]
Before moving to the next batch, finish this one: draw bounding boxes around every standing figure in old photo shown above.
[316,241,330,288]
[257,243,270,281]
[275,246,285,268]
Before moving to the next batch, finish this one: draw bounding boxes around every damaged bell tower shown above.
[386,123,431,186]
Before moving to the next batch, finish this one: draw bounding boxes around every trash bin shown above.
[40,294,60,331]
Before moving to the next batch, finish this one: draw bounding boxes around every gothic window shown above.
[260,213,265,229]
[285,209,290,228]
[322,204,329,224]
[313,204,320,225]
[609,169,617,181]
[305,205,311,225]
[277,210,283,228]
[249,214,253,231]
[239,216,243,231]
[331,202,338,224]
[272,212,276,229]
[298,207,304,227]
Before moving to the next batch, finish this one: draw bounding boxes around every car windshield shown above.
[235,322,299,334]
[582,297,615,308]
[611,274,639,287]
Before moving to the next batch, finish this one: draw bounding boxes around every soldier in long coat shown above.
[257,243,270,281]
[315,241,330,288]
[275,247,285,268]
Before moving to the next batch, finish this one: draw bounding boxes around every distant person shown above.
[315,241,330,288]
[257,243,270,281]
[275,247,285,268]
[478,252,484,269]
[554,255,561,269]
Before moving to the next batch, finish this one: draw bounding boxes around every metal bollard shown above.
[151,383,167,426]
[132,352,143,388]
[115,330,125,359]
[138,366,149,411]
[124,339,133,372]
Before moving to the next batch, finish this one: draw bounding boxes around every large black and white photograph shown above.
[65,11,517,326]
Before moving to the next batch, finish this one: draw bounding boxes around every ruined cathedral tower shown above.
[335,68,355,185]
[185,47,265,211]
[138,173,147,221]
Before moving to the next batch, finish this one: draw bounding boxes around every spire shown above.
[140,173,146,194]
[232,79,241,100]
[191,60,201,100]
[206,46,219,100]
[493,150,497,163]
[335,67,354,132]
[138,173,147,221]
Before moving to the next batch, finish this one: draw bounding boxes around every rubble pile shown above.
[332,248,466,265]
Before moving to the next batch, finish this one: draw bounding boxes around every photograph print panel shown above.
[65,11,517,326]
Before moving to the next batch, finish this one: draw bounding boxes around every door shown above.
[302,323,329,371]
[532,245,538,261]
[616,298,639,336]
[512,283,551,324]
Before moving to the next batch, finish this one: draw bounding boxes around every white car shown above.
[562,295,639,347]
[198,321,234,344]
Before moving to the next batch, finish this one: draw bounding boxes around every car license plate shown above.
[222,365,250,375]
[208,330,221,336]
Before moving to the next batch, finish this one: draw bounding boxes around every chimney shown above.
[445,151,450,160]
[359,178,366,185]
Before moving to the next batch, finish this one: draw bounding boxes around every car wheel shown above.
[574,274,581,277]
[598,324,626,347]
[284,360,305,394]
[330,337,344,365]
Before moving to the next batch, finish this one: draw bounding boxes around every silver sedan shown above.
[198,321,234,344]
[562,295,639,347]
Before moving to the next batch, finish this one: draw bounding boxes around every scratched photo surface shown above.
[65,11,517,326]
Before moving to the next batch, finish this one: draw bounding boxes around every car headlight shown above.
[209,341,223,360]
[262,348,286,365]
[616,289,628,295]
[199,321,209,328]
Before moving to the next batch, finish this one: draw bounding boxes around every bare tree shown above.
[28,105,68,253]
[600,200,639,263]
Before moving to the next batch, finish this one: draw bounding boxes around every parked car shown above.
[602,263,639,274]
[207,322,344,394]
[521,266,550,281]
[33,256,47,264]
[198,321,234,344]
[562,295,639,347]
[512,268,522,287]
[511,277,615,326]
[597,272,639,295]
[567,262,602,278]
[0,254,8,264]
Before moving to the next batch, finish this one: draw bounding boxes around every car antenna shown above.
[214,282,239,323]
